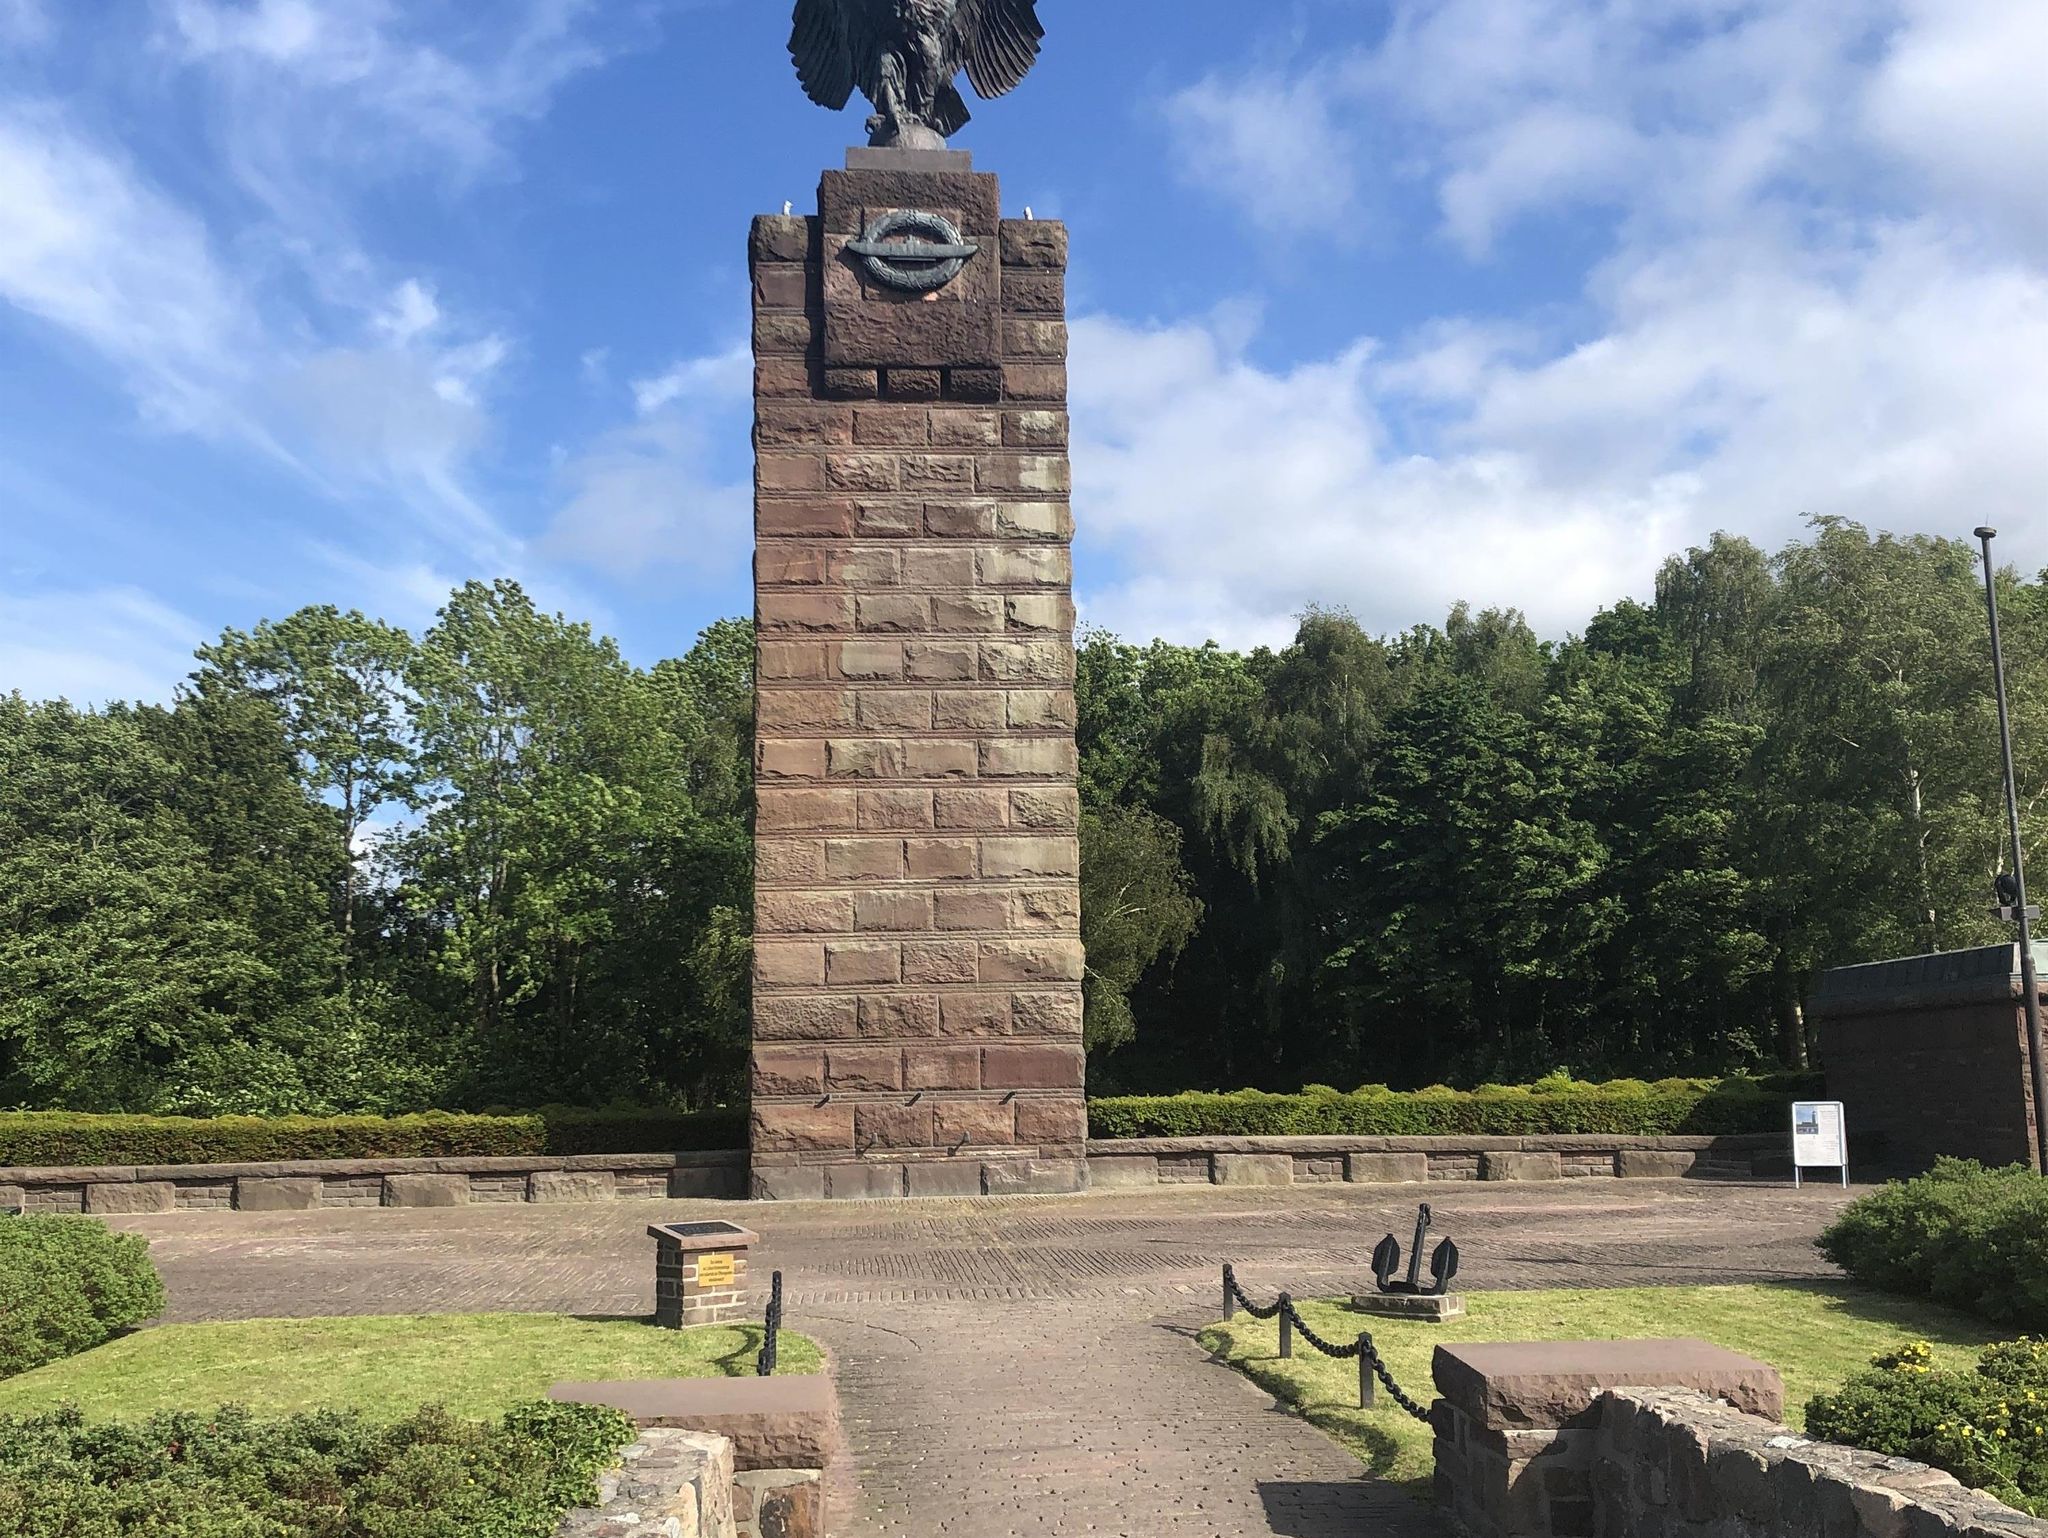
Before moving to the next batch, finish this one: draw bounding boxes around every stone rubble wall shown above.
[556,1427,736,1538]
[1593,1388,2048,1538]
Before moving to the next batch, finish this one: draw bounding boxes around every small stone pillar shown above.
[1430,1340,1783,1538]
[650,1221,760,1329]
[1810,944,2044,1169]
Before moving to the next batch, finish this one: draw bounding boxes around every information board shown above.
[1791,1100,1848,1187]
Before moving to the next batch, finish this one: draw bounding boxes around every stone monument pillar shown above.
[746,148,1086,1201]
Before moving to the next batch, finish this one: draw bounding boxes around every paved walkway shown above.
[113,1179,1859,1537]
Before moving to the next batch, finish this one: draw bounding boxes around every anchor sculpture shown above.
[1371,1203,1460,1297]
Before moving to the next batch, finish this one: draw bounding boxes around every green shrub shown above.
[0,1106,745,1170]
[1087,1075,1793,1140]
[1808,1339,2048,1517]
[0,1216,166,1379]
[1819,1160,2048,1329]
[0,1400,635,1535]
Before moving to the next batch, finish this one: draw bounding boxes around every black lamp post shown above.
[1976,526,2048,1176]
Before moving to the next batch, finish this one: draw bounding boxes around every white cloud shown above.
[1160,71,1361,237]
[0,103,274,444]
[543,346,753,584]
[1105,0,2048,644]
[0,587,205,705]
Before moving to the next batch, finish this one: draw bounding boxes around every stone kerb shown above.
[747,148,1086,1201]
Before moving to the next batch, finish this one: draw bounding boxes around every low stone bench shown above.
[1088,1134,1778,1190]
[551,1376,842,1538]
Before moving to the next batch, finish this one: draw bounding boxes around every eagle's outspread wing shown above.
[948,0,1045,101]
[790,0,880,113]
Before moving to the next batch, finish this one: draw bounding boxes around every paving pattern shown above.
[113,1178,1860,1537]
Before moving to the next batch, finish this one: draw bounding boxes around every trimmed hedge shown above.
[0,1216,166,1379]
[0,1400,634,1536]
[1086,1073,1814,1140]
[1819,1159,2048,1329]
[0,1107,745,1170]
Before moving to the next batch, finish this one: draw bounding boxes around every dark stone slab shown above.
[1810,943,2042,1016]
[551,1376,841,1472]
[1433,1339,1784,1430]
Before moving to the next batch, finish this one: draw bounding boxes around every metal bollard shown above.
[1278,1293,1292,1360]
[1358,1336,1376,1408]
[1223,1266,1235,1320]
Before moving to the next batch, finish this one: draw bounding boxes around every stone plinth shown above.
[1810,943,2043,1169]
[650,1221,759,1328]
[1352,1291,1465,1321]
[748,147,1085,1201]
[1431,1340,1783,1538]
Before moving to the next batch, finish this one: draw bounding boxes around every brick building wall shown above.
[746,150,1087,1200]
[1809,945,2042,1170]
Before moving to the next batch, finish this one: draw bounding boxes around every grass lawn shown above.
[0,1313,824,1423]
[1198,1282,2000,1495]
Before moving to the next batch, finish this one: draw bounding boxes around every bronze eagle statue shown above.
[789,0,1046,150]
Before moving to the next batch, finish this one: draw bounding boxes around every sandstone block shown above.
[900,547,975,586]
[78,1181,175,1215]
[824,839,905,880]
[978,938,1086,983]
[758,739,827,780]
[757,838,822,883]
[1346,1153,1430,1185]
[823,1163,905,1200]
[1010,992,1083,1036]
[905,838,977,879]
[983,1043,1084,1090]
[756,499,855,540]
[907,1161,987,1198]
[935,1100,1015,1148]
[752,1049,826,1097]
[902,939,980,983]
[1015,1098,1087,1146]
[858,789,933,830]
[1213,1153,1293,1187]
[1087,1156,1159,1189]
[1482,1151,1563,1181]
[754,941,827,987]
[983,1157,1086,1196]
[230,1177,325,1213]
[757,788,858,831]
[854,691,930,732]
[860,994,939,1037]
[835,640,903,680]
[383,1174,469,1208]
[852,407,927,446]
[934,889,1011,931]
[855,1104,933,1152]
[826,738,903,780]
[1010,787,1079,830]
[854,891,931,932]
[935,788,1009,829]
[1619,1149,1698,1179]
[931,692,1006,732]
[825,1048,902,1093]
[529,1171,617,1204]
[902,739,979,780]
[756,891,854,935]
[1001,220,1069,269]
[940,994,1011,1036]
[756,996,858,1040]
[825,941,899,986]
[753,1104,854,1156]
[930,409,999,446]
[980,836,1080,879]
[752,1165,827,1200]
[883,367,942,401]
[904,1047,982,1091]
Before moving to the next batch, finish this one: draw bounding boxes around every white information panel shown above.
[1792,1100,1848,1187]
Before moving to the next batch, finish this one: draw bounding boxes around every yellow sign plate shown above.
[695,1253,736,1289]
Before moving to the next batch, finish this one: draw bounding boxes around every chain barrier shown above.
[1222,1265,1433,1422]
[755,1270,783,1377]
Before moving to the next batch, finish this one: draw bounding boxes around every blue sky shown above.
[2,0,2043,703]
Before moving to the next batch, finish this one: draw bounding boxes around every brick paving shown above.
[112,1178,1858,1537]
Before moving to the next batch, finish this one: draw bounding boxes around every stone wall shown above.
[1087,1135,1779,1189]
[0,1135,1776,1216]
[747,147,1086,1201]
[0,1151,744,1214]
[1429,1339,2048,1538]
[1810,944,2042,1169]
[1592,1388,2048,1538]
[556,1427,736,1538]
[552,1377,840,1538]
